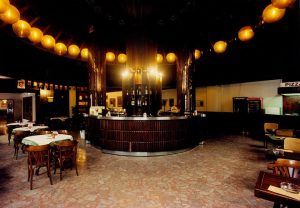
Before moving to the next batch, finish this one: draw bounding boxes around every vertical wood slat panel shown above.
[87,117,199,152]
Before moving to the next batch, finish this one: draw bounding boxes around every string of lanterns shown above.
[0,0,296,64]
[194,0,296,60]
[0,0,89,60]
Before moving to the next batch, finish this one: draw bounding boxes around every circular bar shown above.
[86,116,199,156]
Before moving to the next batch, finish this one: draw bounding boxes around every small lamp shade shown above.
[238,26,255,42]
[80,48,89,60]
[106,52,115,62]
[68,44,80,57]
[41,35,55,49]
[213,41,227,54]
[54,42,67,55]
[0,0,9,14]
[262,4,286,23]
[194,49,201,60]
[117,53,127,63]
[0,5,20,24]
[166,52,176,63]
[271,0,295,9]
[28,27,43,44]
[12,20,31,38]
[156,54,163,63]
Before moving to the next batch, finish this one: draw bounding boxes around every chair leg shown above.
[27,166,30,182]
[60,159,63,181]
[14,143,19,160]
[74,158,79,176]
[47,159,53,185]
[30,168,34,190]
[8,133,11,145]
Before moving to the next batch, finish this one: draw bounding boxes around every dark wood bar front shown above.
[86,116,199,156]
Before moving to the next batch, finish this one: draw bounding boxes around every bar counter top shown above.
[92,115,189,120]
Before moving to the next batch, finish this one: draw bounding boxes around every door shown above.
[23,97,32,121]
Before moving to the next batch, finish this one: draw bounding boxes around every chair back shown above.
[54,140,78,180]
[26,144,51,166]
[13,130,31,159]
[264,123,279,134]
[35,130,52,135]
[57,130,68,134]
[276,129,294,137]
[272,158,300,178]
[284,137,300,152]
[25,144,52,189]
[14,130,30,141]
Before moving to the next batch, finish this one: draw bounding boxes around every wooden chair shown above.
[53,140,78,180]
[25,144,53,190]
[57,130,68,134]
[7,124,21,145]
[35,130,52,135]
[263,122,279,148]
[13,130,30,159]
[268,158,300,178]
[284,137,300,152]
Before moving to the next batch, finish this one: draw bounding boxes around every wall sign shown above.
[280,82,300,87]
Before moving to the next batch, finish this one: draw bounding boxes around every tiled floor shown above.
[0,133,274,208]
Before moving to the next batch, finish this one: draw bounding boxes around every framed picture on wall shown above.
[117,96,122,107]
[110,98,116,107]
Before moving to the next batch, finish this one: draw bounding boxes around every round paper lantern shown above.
[166,52,176,63]
[238,26,255,42]
[12,20,31,38]
[156,53,163,63]
[106,52,115,62]
[80,48,89,60]
[271,0,295,9]
[194,49,201,60]
[117,53,127,63]
[0,0,10,14]
[262,4,286,23]
[54,42,67,55]
[41,35,55,49]
[68,44,80,57]
[213,41,227,54]
[28,27,43,44]
[0,5,20,24]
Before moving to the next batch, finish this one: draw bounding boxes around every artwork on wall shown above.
[110,98,116,107]
[117,96,122,107]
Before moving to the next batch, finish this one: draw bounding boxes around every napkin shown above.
[268,185,300,201]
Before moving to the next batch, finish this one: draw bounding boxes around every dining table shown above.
[12,125,49,134]
[254,171,300,207]
[22,134,73,146]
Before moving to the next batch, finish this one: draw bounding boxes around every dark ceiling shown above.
[0,0,299,90]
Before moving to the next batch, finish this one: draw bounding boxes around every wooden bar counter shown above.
[86,116,199,156]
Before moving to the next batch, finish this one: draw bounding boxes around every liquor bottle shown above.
[144,85,148,95]
[131,87,135,106]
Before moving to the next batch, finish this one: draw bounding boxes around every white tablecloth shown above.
[22,134,73,146]
[7,122,28,127]
[12,126,49,133]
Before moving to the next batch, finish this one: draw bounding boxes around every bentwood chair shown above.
[268,158,300,178]
[53,140,78,180]
[7,124,21,145]
[267,158,300,208]
[35,130,52,135]
[57,130,69,135]
[13,130,30,159]
[25,144,53,190]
